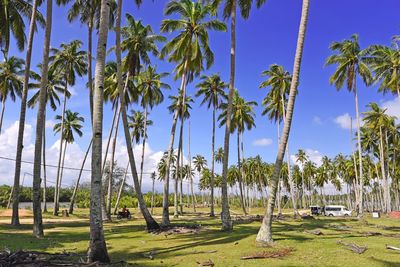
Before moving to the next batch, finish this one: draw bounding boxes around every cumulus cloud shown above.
[0,121,166,193]
[334,113,358,130]
[382,96,400,119]
[313,116,322,125]
[252,138,273,147]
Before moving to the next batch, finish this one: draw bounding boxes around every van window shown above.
[325,207,341,211]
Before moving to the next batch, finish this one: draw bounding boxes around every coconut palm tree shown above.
[367,38,400,96]
[167,91,193,217]
[114,8,161,230]
[256,0,310,244]
[49,40,87,215]
[196,74,227,216]
[0,0,44,59]
[28,68,68,214]
[136,66,170,189]
[31,0,53,237]
[193,154,207,207]
[260,64,298,215]
[220,0,266,231]
[160,0,226,226]
[219,89,257,215]
[0,56,24,133]
[363,102,395,213]
[295,149,308,208]
[88,0,111,261]
[325,34,373,217]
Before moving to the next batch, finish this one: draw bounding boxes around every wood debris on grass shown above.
[196,259,214,266]
[240,247,294,260]
[152,224,203,236]
[337,240,368,254]
[304,229,323,235]
[386,245,400,252]
[359,231,382,237]
[0,250,132,266]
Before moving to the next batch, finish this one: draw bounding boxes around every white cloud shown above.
[45,120,55,129]
[252,138,273,147]
[382,96,400,119]
[290,148,323,168]
[334,113,358,130]
[313,116,322,125]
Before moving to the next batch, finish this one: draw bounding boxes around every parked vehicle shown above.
[324,205,351,217]
[310,205,324,216]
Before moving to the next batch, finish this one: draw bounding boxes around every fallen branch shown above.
[386,245,400,251]
[337,240,367,254]
[305,229,323,235]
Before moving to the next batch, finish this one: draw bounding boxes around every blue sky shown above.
[1,0,400,190]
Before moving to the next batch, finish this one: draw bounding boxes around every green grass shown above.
[0,208,399,266]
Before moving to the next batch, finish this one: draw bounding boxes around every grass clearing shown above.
[0,208,399,266]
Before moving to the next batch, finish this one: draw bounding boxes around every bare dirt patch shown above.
[240,247,295,260]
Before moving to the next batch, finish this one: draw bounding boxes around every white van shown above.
[324,205,352,217]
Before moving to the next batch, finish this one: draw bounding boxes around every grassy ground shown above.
[0,207,399,266]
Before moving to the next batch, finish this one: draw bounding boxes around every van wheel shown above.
[329,214,333,217]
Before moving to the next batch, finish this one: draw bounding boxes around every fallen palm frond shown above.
[386,245,400,251]
[240,247,294,260]
[337,240,367,254]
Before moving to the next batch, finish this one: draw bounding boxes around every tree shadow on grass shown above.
[369,256,400,267]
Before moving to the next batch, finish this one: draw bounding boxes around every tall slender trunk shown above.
[88,21,94,124]
[139,104,148,189]
[58,141,68,197]
[256,0,310,244]
[188,121,196,212]
[220,0,236,231]
[151,173,155,215]
[174,118,184,217]
[236,130,247,214]
[42,110,48,213]
[88,0,110,262]
[54,78,68,216]
[113,159,130,215]
[114,0,159,231]
[162,60,189,226]
[354,80,364,217]
[210,107,216,216]
[106,108,120,220]
[12,0,39,226]
[350,118,360,207]
[0,98,5,134]
[379,126,389,213]
[102,103,118,175]
[33,0,52,236]
[179,117,184,215]
[69,139,92,214]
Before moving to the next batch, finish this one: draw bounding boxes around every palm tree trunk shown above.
[0,98,5,134]
[379,126,389,213]
[33,0,52,235]
[139,104,148,189]
[54,78,68,216]
[87,0,111,263]
[236,130,247,215]
[42,111,48,213]
[256,0,310,244]
[210,106,216,216]
[179,118,184,215]
[114,159,129,215]
[162,60,189,226]
[188,121,196,212]
[174,118,184,217]
[58,141,68,197]
[354,79,364,217]
[102,103,118,175]
[88,21,94,124]
[350,118,360,207]
[151,173,155,215]
[106,107,120,220]
[69,139,92,214]
[221,0,236,231]
[114,0,159,231]
[12,0,39,226]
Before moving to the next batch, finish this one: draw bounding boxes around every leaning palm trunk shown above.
[12,0,39,226]
[54,82,68,216]
[106,109,120,220]
[33,0,52,236]
[69,139,92,214]
[188,121,196,212]
[174,118,184,217]
[256,0,310,244]
[42,113,48,213]
[162,60,189,226]
[220,0,236,231]
[102,104,119,175]
[379,126,389,213]
[236,131,247,215]
[114,0,159,231]
[151,173,155,214]
[139,104,149,189]
[88,19,94,123]
[0,99,5,134]
[87,0,111,262]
